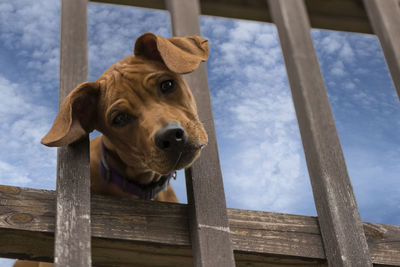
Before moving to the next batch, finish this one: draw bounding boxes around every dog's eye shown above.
[112,113,133,127]
[159,80,175,96]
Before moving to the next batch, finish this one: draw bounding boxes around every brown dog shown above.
[14,33,208,267]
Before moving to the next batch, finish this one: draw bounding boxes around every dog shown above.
[14,33,209,267]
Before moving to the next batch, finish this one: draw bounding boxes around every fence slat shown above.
[363,0,400,101]
[268,0,372,266]
[166,1,236,266]
[56,0,91,266]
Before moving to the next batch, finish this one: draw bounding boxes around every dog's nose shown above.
[155,121,187,151]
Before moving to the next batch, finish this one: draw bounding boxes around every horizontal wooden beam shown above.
[89,0,373,34]
[0,185,399,266]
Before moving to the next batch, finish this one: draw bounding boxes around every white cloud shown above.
[339,41,355,62]
[317,31,355,63]
[0,0,60,89]
[0,160,32,186]
[88,4,171,78]
[0,75,56,188]
[202,18,314,214]
[344,144,400,223]
[331,60,346,76]
[228,21,262,42]
[344,81,356,90]
[0,258,14,267]
[312,30,400,224]
[204,19,400,222]
[0,1,61,191]
[320,34,341,54]
[353,34,380,58]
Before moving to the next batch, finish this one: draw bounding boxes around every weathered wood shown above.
[363,0,400,101]
[166,1,236,266]
[57,0,91,266]
[1,186,400,266]
[268,0,372,266]
[90,0,373,34]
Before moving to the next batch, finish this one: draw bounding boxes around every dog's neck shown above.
[101,135,161,185]
[99,135,175,200]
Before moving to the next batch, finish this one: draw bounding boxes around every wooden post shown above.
[268,0,372,266]
[56,0,91,266]
[363,0,400,101]
[166,0,236,266]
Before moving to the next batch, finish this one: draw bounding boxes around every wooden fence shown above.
[0,0,399,266]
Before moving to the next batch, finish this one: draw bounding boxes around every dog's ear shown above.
[134,33,209,74]
[41,81,100,147]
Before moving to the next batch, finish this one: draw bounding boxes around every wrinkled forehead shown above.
[101,55,169,79]
[98,55,178,104]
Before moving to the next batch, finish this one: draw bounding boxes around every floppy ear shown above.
[134,33,209,74]
[41,81,100,147]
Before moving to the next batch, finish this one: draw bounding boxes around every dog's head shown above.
[42,33,208,176]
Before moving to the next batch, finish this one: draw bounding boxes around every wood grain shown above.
[57,0,91,266]
[0,186,400,265]
[90,0,373,34]
[363,0,400,100]
[268,0,372,266]
[166,0,236,266]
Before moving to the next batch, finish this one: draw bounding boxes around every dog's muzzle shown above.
[155,121,187,152]
[154,121,205,172]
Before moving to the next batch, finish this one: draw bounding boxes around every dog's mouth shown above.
[149,142,207,174]
[171,152,183,171]
[172,143,206,168]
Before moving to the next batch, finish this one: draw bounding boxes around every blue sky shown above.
[1,1,399,265]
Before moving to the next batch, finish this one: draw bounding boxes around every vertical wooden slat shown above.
[363,0,400,101]
[166,1,236,266]
[56,0,91,266]
[268,0,372,266]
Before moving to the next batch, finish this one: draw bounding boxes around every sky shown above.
[0,1,399,265]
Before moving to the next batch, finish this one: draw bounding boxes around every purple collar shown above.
[99,137,176,200]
